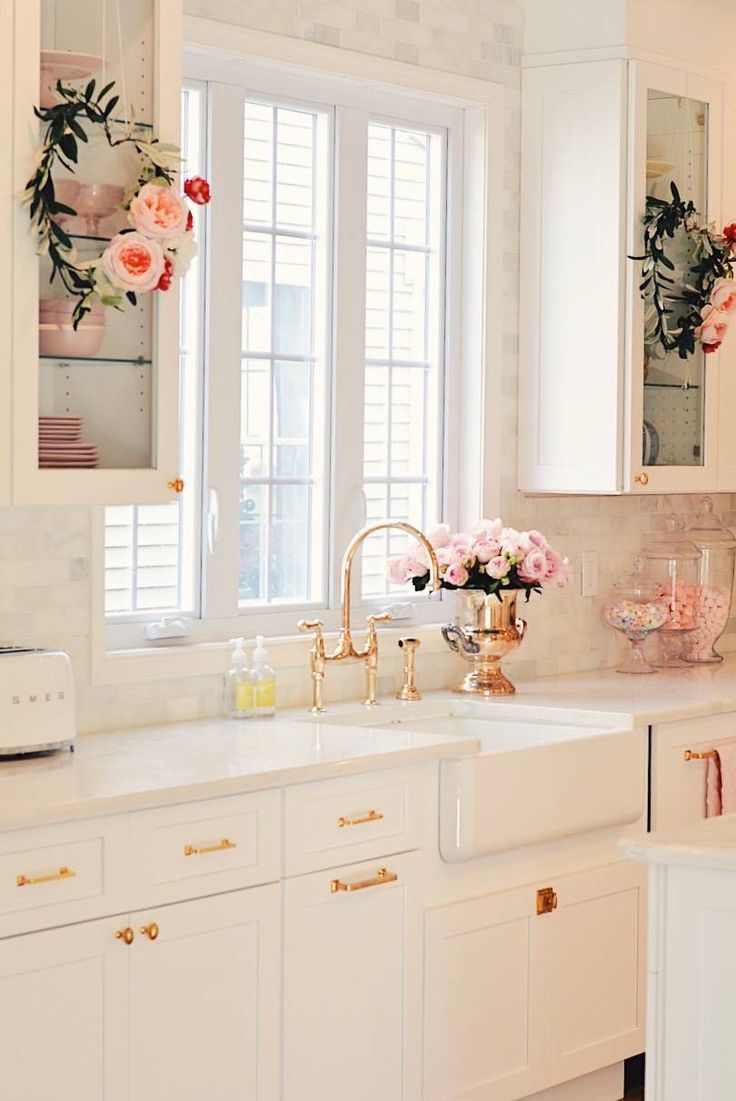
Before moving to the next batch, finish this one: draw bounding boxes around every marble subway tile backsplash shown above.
[2,0,733,733]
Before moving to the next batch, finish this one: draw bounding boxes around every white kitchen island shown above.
[624,814,736,1101]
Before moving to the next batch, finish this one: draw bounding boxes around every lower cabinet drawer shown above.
[0,815,128,937]
[129,790,280,905]
[652,713,736,830]
[284,766,425,875]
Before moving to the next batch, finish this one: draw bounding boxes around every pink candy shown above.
[605,600,668,634]
[687,585,731,661]
[657,582,698,631]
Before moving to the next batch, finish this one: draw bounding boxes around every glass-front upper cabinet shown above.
[628,62,723,494]
[10,0,182,505]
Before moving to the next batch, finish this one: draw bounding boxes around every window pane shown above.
[239,101,328,607]
[362,122,445,599]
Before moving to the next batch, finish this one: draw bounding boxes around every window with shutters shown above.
[104,57,465,646]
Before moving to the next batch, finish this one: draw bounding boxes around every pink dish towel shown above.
[705,742,736,818]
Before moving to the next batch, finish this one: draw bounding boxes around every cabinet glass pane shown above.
[643,89,708,468]
[38,0,158,471]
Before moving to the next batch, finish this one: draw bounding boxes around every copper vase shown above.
[441,589,527,696]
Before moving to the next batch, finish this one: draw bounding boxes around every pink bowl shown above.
[51,179,81,225]
[39,299,105,357]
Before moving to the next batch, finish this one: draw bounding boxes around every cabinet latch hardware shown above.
[634,472,649,486]
[167,478,185,493]
[684,748,718,761]
[337,809,384,828]
[115,927,135,945]
[536,887,558,915]
[330,867,398,894]
[16,865,76,888]
[140,922,160,941]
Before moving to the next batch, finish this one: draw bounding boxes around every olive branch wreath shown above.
[21,78,180,328]
[632,181,736,360]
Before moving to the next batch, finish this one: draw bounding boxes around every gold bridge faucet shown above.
[298,521,441,712]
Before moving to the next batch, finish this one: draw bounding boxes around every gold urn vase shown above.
[441,589,527,696]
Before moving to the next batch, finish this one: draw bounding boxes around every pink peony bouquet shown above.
[387,518,573,599]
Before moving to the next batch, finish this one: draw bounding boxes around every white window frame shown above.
[93,19,505,674]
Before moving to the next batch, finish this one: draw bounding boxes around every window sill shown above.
[91,621,453,685]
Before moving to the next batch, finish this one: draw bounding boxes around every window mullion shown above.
[201,81,246,620]
[331,105,370,606]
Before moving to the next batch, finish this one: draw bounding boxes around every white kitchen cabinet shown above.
[650,712,736,830]
[0,913,128,1101]
[283,850,422,1101]
[424,861,646,1101]
[7,0,183,506]
[519,53,732,495]
[130,885,280,1101]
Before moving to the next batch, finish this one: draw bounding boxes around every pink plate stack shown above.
[39,416,99,468]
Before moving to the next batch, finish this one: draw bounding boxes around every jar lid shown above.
[611,555,662,601]
[644,515,702,561]
[685,496,736,549]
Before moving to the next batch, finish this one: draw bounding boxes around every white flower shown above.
[165,232,198,277]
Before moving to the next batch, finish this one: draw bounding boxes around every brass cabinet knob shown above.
[634,472,649,486]
[115,927,135,945]
[167,478,185,493]
[139,922,160,941]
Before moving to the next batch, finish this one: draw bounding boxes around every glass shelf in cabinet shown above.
[39,355,152,366]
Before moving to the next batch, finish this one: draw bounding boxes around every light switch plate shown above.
[580,551,598,598]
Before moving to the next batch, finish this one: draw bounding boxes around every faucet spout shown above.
[338,520,441,648]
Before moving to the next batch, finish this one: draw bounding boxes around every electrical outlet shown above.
[580,551,598,598]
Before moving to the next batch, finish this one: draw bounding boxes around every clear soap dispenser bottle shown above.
[224,637,254,719]
[252,635,276,717]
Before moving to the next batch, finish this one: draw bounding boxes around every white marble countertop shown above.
[492,658,736,725]
[0,716,479,832]
[623,813,736,872]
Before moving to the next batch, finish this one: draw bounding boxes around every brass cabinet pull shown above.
[337,809,384,829]
[115,927,135,945]
[684,748,718,761]
[536,887,558,915]
[16,865,76,888]
[634,472,649,486]
[330,867,397,894]
[140,922,160,941]
[183,837,237,857]
[167,478,185,493]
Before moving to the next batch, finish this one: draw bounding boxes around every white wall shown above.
[2,0,734,734]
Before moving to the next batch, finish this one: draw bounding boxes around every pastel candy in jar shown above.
[684,498,736,664]
[604,556,668,675]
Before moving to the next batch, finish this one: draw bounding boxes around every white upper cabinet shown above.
[519,1,736,495]
[7,0,182,506]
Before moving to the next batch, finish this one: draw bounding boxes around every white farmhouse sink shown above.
[314,699,647,862]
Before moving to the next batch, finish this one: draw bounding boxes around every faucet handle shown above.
[298,618,324,636]
[366,612,392,627]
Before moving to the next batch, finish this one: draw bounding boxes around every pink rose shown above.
[450,541,475,566]
[541,549,563,585]
[473,539,500,564]
[551,556,574,588]
[404,555,429,579]
[427,523,451,548]
[101,232,166,293]
[517,548,548,584]
[130,183,189,239]
[485,555,510,580]
[519,529,548,554]
[386,555,411,585]
[700,305,730,347]
[710,277,736,314]
[445,562,469,587]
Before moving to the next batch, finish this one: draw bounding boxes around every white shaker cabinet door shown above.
[423,884,546,1101]
[283,851,422,1101]
[129,885,280,1101]
[543,862,647,1089]
[0,914,128,1101]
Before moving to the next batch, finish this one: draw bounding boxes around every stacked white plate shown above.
[39,416,99,468]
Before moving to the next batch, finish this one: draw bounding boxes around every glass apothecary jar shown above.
[684,497,736,663]
[604,556,669,674]
[644,524,702,667]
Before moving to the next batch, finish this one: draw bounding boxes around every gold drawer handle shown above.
[140,922,160,941]
[183,838,237,857]
[684,748,718,761]
[16,865,76,888]
[337,809,384,828]
[330,867,398,894]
